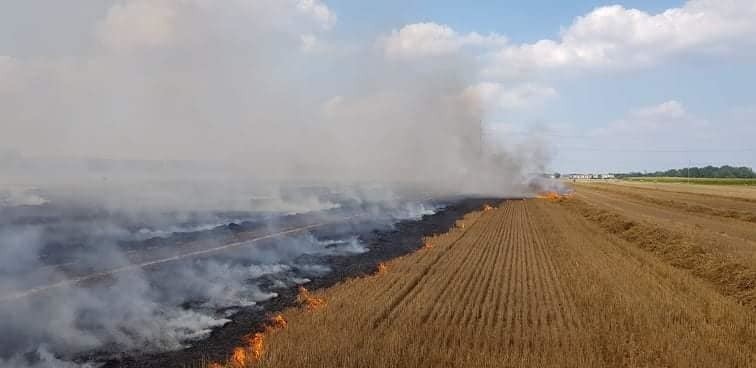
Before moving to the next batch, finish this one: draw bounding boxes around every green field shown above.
[624,177,756,186]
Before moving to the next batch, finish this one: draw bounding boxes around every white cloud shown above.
[592,100,708,139]
[296,0,337,30]
[553,100,756,172]
[486,0,756,78]
[300,33,319,52]
[383,22,506,60]
[464,82,557,110]
[633,100,687,119]
[96,0,337,52]
[97,1,177,51]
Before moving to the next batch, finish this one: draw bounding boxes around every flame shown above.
[377,262,387,274]
[209,317,281,367]
[269,314,287,330]
[230,347,247,367]
[246,332,265,362]
[298,286,326,311]
[536,191,571,201]
[483,204,494,211]
[422,242,433,250]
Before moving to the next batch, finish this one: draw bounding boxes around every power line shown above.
[553,146,755,153]
[500,131,592,139]
[493,130,754,152]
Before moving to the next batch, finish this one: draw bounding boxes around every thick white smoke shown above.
[0,217,381,364]
[0,0,546,197]
[0,0,551,366]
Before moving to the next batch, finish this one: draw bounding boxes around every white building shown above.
[567,173,616,180]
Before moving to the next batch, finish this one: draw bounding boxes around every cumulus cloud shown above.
[485,0,756,78]
[465,82,557,111]
[633,100,687,119]
[96,0,336,52]
[97,1,177,51]
[379,1,756,121]
[300,33,319,52]
[553,99,756,172]
[383,22,506,60]
[593,100,707,139]
[296,0,337,29]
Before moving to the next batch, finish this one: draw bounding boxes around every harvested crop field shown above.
[609,180,756,201]
[208,185,756,367]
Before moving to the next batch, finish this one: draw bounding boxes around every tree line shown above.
[618,165,756,179]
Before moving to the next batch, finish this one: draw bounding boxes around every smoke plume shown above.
[0,1,551,366]
[0,0,546,195]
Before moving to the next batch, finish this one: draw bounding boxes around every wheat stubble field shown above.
[217,182,756,367]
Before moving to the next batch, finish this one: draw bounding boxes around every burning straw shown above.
[209,314,288,367]
[297,287,326,311]
[537,191,572,201]
[269,314,287,330]
[218,332,264,368]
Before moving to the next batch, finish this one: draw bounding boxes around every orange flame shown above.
[377,262,387,274]
[297,287,326,311]
[422,242,434,250]
[536,191,570,201]
[230,347,247,367]
[215,332,265,368]
[246,332,265,362]
[210,318,277,367]
[483,204,494,211]
[269,314,287,330]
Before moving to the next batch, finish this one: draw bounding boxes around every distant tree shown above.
[620,165,755,178]
[554,172,561,179]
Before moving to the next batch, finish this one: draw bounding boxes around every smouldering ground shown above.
[206,184,756,367]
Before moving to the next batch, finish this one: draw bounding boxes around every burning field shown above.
[2,1,754,367]
[97,197,495,368]
[194,183,756,367]
[0,182,500,368]
[5,182,755,367]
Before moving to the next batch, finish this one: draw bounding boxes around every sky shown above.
[1,0,754,174]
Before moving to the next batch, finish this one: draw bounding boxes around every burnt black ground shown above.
[102,197,497,368]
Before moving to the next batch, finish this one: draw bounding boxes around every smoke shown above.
[0,211,381,364]
[0,0,547,197]
[0,0,552,365]
[0,347,98,368]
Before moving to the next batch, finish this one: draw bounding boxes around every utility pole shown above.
[687,159,691,184]
[479,120,484,158]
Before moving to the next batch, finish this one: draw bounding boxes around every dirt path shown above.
[213,197,756,367]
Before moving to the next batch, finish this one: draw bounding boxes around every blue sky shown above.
[1,0,754,174]
[329,0,680,43]
[329,0,755,173]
